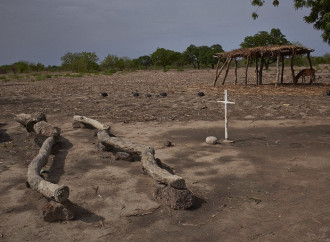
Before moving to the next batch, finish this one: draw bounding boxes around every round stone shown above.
[205,136,218,144]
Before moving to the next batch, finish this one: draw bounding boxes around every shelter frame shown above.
[213,45,314,86]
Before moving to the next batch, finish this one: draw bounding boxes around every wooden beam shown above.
[234,59,238,85]
[259,57,264,85]
[291,55,297,84]
[276,55,280,85]
[213,58,220,86]
[213,58,228,87]
[222,58,232,85]
[245,56,249,86]
[281,55,285,84]
[255,57,259,85]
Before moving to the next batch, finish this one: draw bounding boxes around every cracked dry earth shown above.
[0,67,330,241]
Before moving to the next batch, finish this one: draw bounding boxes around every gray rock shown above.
[205,136,218,144]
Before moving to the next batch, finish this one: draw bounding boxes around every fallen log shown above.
[33,121,61,137]
[141,148,186,189]
[74,115,193,208]
[27,136,69,203]
[73,115,110,131]
[15,112,47,132]
[98,130,186,189]
[15,113,60,137]
[97,130,148,155]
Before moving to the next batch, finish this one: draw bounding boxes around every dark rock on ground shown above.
[198,92,205,97]
[132,92,139,97]
[101,92,108,97]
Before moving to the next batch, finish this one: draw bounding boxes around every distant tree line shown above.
[59,44,225,73]
[0,44,224,74]
[1,29,330,75]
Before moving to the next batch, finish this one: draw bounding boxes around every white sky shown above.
[0,0,329,65]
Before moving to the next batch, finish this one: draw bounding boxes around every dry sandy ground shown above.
[0,67,330,241]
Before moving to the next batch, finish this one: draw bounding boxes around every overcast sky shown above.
[0,0,329,66]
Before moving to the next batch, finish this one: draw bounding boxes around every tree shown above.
[182,45,200,69]
[61,52,99,72]
[251,0,330,44]
[101,55,135,71]
[240,28,290,69]
[100,54,119,71]
[80,52,99,72]
[209,44,224,68]
[134,55,153,69]
[183,44,224,69]
[12,61,30,73]
[150,48,181,69]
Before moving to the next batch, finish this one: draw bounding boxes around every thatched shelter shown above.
[213,45,315,86]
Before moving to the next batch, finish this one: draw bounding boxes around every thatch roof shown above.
[214,45,314,59]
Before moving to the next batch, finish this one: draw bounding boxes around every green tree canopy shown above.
[251,0,330,44]
[240,28,290,68]
[150,48,181,69]
[240,28,290,48]
[183,44,224,69]
[133,55,153,69]
[101,55,135,71]
[61,52,99,72]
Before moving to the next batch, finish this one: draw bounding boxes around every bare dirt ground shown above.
[0,66,330,241]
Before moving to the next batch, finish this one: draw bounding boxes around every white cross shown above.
[217,90,235,142]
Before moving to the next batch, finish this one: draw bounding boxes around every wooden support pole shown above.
[276,55,280,85]
[213,58,228,87]
[259,57,264,85]
[222,58,232,85]
[245,56,249,86]
[234,59,238,85]
[281,55,285,84]
[255,57,259,85]
[291,55,297,84]
[213,58,220,86]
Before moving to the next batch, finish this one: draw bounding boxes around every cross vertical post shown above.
[217,90,235,142]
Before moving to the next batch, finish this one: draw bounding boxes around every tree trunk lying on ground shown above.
[16,112,69,203]
[15,112,47,132]
[27,136,69,203]
[16,113,60,137]
[73,115,110,131]
[74,115,193,209]
[141,147,186,189]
